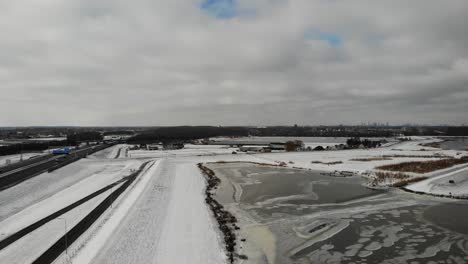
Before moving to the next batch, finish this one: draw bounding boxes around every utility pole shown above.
[20,143,23,162]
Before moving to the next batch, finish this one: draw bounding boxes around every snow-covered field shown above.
[256,143,461,174]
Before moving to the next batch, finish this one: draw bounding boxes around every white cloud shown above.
[0,0,467,125]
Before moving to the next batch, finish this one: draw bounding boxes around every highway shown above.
[0,144,112,191]
[0,146,148,264]
[0,156,58,178]
[0,154,53,174]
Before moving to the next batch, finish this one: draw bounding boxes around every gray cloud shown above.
[0,0,467,126]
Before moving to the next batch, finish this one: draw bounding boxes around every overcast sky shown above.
[1,0,467,126]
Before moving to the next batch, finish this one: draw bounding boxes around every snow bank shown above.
[154,163,226,264]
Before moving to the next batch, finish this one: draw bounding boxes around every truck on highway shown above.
[52,147,71,155]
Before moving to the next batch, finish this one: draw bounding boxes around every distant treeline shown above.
[0,141,68,156]
[67,131,103,145]
[128,126,249,144]
[0,131,105,156]
[2,126,467,150]
[249,126,395,137]
[102,131,134,136]
[346,137,382,148]
[251,126,468,137]
[126,126,468,144]
[447,127,468,136]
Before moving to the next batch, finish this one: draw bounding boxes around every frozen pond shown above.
[207,162,468,264]
[238,166,378,205]
[292,206,468,264]
[438,137,468,150]
[424,203,468,235]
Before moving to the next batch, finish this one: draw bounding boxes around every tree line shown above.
[0,141,68,156]
[128,126,249,144]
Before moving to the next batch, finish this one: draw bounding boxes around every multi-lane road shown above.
[0,144,111,190]
[0,144,149,264]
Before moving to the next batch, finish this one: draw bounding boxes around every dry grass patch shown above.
[350,157,392,162]
[420,142,441,148]
[376,157,468,174]
[391,177,428,187]
[375,171,411,181]
[213,161,282,167]
[372,171,427,187]
[382,154,450,158]
[311,161,343,165]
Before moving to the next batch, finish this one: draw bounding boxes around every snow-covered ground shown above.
[88,144,126,159]
[70,160,164,264]
[1,138,467,264]
[128,145,239,159]
[74,158,226,264]
[153,162,226,264]
[72,138,467,264]
[128,137,465,178]
[256,151,457,175]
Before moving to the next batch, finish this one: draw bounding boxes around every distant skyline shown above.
[1,0,467,126]
[0,122,466,129]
